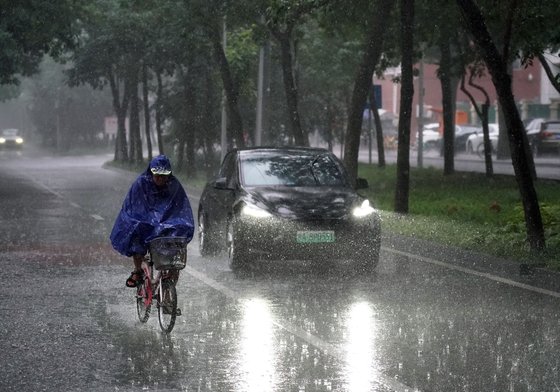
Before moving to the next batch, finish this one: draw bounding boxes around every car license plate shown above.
[296,230,335,243]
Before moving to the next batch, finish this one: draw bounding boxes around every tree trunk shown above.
[480,104,494,177]
[155,70,165,156]
[370,90,385,168]
[461,72,493,176]
[142,63,153,162]
[108,68,130,162]
[394,0,415,214]
[276,31,306,146]
[184,71,197,178]
[209,27,245,149]
[343,0,394,186]
[457,0,545,252]
[128,66,142,164]
[439,36,456,175]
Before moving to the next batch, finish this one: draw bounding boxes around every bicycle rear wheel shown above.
[136,279,151,323]
[158,279,177,333]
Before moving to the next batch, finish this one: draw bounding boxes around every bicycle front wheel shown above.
[158,279,177,333]
[136,279,151,323]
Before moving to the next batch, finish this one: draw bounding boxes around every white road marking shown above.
[23,174,64,198]
[70,202,81,208]
[91,214,104,221]
[383,246,560,299]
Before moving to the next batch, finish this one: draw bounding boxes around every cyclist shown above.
[110,155,194,288]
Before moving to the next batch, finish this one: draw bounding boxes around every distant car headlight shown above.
[0,138,5,144]
[15,137,23,144]
[352,199,376,218]
[241,203,272,218]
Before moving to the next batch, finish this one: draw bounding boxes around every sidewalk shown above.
[351,146,560,180]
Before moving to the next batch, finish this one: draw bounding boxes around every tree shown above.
[394,0,415,214]
[264,0,326,146]
[460,65,493,177]
[457,0,545,252]
[341,0,396,186]
[297,22,360,152]
[190,0,252,150]
[25,57,112,150]
[0,0,81,85]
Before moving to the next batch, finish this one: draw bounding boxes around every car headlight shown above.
[241,203,272,218]
[16,138,23,144]
[352,199,376,218]
[0,138,5,143]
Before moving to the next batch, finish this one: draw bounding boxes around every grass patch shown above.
[358,164,560,270]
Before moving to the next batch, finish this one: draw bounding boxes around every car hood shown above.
[244,186,363,220]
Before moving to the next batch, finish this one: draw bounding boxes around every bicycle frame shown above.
[139,256,171,308]
[136,255,181,333]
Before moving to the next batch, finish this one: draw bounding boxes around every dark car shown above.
[197,147,381,272]
[454,125,480,151]
[0,128,24,149]
[526,119,560,156]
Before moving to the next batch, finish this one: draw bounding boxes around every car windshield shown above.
[239,151,346,187]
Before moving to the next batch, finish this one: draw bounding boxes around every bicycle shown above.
[136,236,188,333]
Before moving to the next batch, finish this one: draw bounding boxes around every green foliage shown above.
[359,164,560,269]
[0,0,83,84]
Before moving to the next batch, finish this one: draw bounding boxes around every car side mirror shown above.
[355,178,369,190]
[214,177,230,190]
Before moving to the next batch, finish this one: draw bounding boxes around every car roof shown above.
[235,146,331,155]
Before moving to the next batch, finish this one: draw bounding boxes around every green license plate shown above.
[296,230,335,244]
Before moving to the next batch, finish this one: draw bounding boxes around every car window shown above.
[240,152,346,187]
[218,152,237,187]
[544,122,560,131]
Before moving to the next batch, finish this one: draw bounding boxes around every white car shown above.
[416,123,441,150]
[0,128,24,150]
[466,123,498,155]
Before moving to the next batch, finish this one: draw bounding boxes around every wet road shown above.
[1,149,559,392]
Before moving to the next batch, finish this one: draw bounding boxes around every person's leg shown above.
[126,254,144,287]
[132,254,144,272]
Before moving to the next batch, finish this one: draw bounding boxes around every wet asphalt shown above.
[0,148,559,392]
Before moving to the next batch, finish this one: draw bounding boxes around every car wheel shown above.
[476,143,486,159]
[227,219,250,271]
[198,210,217,256]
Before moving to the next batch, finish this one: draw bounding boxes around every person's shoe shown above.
[125,271,143,288]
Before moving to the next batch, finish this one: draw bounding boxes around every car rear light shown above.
[541,131,553,138]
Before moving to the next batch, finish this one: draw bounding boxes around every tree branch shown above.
[538,52,560,94]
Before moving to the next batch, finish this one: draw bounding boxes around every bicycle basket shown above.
[148,236,188,270]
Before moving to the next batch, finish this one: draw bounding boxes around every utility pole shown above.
[220,18,227,161]
[255,43,265,146]
[417,58,424,168]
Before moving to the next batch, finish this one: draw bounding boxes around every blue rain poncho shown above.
[110,155,194,257]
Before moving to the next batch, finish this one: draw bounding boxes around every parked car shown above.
[420,124,479,152]
[526,118,560,156]
[416,123,441,150]
[197,147,382,272]
[454,125,480,151]
[0,128,24,149]
[466,123,499,155]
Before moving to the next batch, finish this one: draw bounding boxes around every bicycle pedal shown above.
[175,308,182,316]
